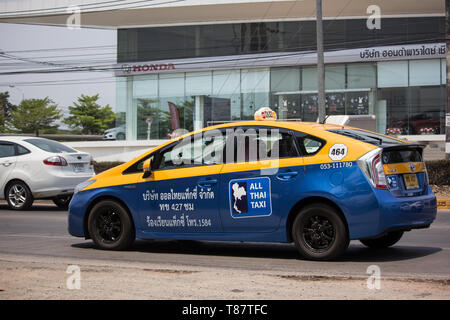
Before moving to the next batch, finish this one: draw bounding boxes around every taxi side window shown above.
[295,132,325,156]
[258,129,298,159]
[156,131,227,170]
[224,127,299,163]
[123,154,155,174]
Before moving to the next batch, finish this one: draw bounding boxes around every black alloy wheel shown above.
[88,200,135,250]
[292,203,349,261]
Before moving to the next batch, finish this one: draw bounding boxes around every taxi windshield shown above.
[327,129,405,146]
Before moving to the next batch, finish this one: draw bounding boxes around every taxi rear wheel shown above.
[292,204,349,261]
[87,200,135,250]
[359,231,404,249]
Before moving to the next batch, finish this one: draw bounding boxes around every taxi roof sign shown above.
[254,107,277,121]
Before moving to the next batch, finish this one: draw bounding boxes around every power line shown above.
[0,0,186,17]
[0,33,444,76]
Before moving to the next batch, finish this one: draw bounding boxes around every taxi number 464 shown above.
[329,144,348,161]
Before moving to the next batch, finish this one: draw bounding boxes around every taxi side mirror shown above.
[142,158,152,179]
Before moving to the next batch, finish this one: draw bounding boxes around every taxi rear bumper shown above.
[363,186,437,239]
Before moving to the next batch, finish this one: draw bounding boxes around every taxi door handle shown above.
[276,171,298,180]
[198,178,218,187]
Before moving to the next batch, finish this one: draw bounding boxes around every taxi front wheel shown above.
[87,200,135,250]
[292,204,349,261]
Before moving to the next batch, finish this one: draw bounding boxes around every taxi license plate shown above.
[403,173,419,190]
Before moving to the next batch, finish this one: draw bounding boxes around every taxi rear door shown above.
[218,126,305,233]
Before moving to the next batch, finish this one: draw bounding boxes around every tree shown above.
[64,94,115,135]
[9,97,62,136]
[0,92,17,133]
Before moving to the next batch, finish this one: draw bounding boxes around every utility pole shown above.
[316,0,326,124]
[446,0,450,159]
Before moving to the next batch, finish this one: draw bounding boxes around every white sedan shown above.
[0,136,95,210]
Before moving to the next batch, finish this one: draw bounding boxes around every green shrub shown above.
[425,160,450,185]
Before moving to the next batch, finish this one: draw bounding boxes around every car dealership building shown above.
[1,0,448,159]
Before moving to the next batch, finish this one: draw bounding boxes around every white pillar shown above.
[194,95,204,130]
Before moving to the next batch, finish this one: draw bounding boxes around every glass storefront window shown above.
[270,67,300,92]
[212,70,241,124]
[115,78,127,128]
[347,63,376,89]
[325,65,345,90]
[409,59,441,86]
[301,67,317,91]
[377,61,408,88]
[241,68,270,119]
[346,92,370,115]
[119,59,445,141]
[379,87,409,135]
[118,18,444,62]
[409,86,444,135]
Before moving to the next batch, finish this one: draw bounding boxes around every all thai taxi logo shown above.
[229,177,272,218]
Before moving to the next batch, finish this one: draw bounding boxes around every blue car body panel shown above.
[68,160,437,242]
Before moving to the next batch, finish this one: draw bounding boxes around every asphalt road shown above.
[0,203,449,280]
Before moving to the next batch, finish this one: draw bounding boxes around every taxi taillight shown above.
[357,149,387,189]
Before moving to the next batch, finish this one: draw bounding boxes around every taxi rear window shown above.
[295,132,325,156]
[327,129,404,146]
[382,149,423,164]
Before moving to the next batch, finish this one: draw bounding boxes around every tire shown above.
[360,231,404,249]
[116,133,125,140]
[5,181,34,210]
[292,203,349,261]
[87,200,135,250]
[52,195,72,210]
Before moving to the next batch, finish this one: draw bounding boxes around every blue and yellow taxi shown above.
[68,109,437,260]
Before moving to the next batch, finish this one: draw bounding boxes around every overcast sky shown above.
[0,22,116,128]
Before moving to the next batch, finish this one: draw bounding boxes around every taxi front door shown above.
[137,133,225,234]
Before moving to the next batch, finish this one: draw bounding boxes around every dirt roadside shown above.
[431,185,450,198]
[0,256,448,300]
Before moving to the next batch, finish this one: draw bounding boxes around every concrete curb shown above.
[437,198,450,210]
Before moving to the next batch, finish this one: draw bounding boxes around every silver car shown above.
[103,125,125,140]
[0,136,95,210]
